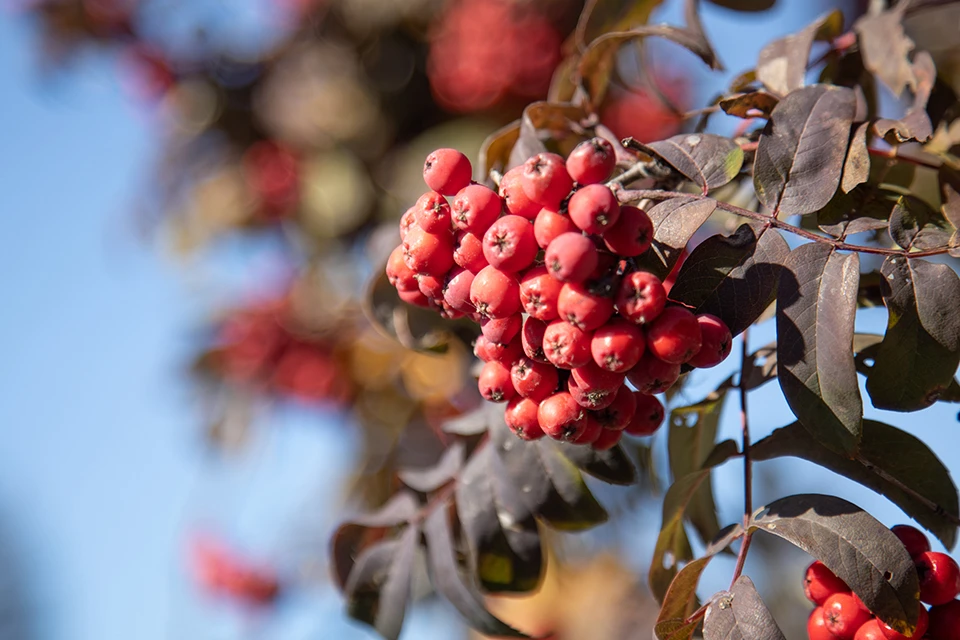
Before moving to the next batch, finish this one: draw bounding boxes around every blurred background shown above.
[1,0,956,638]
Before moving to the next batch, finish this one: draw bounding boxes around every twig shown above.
[730,328,754,588]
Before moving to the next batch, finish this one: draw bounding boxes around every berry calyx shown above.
[542,320,593,370]
[414,191,452,233]
[470,266,521,319]
[519,266,563,321]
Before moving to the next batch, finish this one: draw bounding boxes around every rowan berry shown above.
[616,270,666,324]
[602,205,653,257]
[624,393,664,436]
[519,266,563,321]
[591,318,646,372]
[916,551,960,606]
[626,351,681,394]
[879,604,928,639]
[557,282,614,331]
[499,166,542,220]
[571,361,625,394]
[567,184,620,234]
[807,607,835,640]
[423,148,472,195]
[402,226,455,277]
[399,206,417,241]
[854,620,886,640]
[591,385,636,430]
[452,183,502,234]
[414,191,452,233]
[545,232,598,283]
[443,268,475,313]
[804,561,850,606]
[688,314,732,369]
[481,314,522,344]
[453,231,488,273]
[398,288,431,308]
[417,273,445,300]
[478,360,515,403]
[505,396,545,440]
[474,335,523,366]
[470,266,521,319]
[592,426,622,450]
[537,392,587,441]
[521,317,549,363]
[511,357,560,402]
[565,137,616,185]
[891,525,931,559]
[567,374,616,410]
[824,593,873,639]
[534,207,578,248]
[572,414,603,445]
[927,599,960,640]
[387,245,418,292]
[482,215,538,272]
[520,152,573,210]
[542,320,592,369]
[646,306,703,364]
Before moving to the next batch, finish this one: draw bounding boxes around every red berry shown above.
[478,360,515,403]
[592,427,622,450]
[474,335,523,366]
[505,396,545,440]
[520,152,573,210]
[687,314,732,369]
[557,282,615,331]
[482,215,538,272]
[616,271,667,324]
[590,385,636,430]
[387,245,418,292]
[824,592,874,639]
[417,273,445,300]
[398,288,431,307]
[452,184,502,234]
[423,148,472,195]
[591,318,646,372]
[453,231,488,273]
[521,317,549,363]
[519,266,563,321]
[571,361,625,394]
[402,226,455,277]
[646,306,703,364]
[567,184,621,235]
[481,314,522,344]
[470,266,521,319]
[928,599,960,640]
[804,561,850,606]
[891,525,931,559]
[399,206,417,241]
[499,166,541,220]
[624,393,664,436]
[572,415,604,445]
[917,551,960,606]
[808,606,838,640]
[854,619,886,640]
[542,320,592,369]
[565,137,616,185]
[568,374,617,410]
[537,392,587,441]
[626,351,681,394]
[511,357,560,402]
[602,205,653,257]
[545,232,598,283]
[443,268,475,313]
[414,191,452,233]
[534,207,578,248]
[879,604,928,639]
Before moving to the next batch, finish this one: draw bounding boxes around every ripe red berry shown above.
[568,374,617,410]
[443,268,475,313]
[688,314,732,369]
[521,317,549,363]
[417,273,445,300]
[567,184,621,235]
[591,385,636,430]
[387,245,418,292]
[478,360,515,403]
[879,603,928,639]
[474,335,523,366]
[592,426,622,450]
[483,215,538,272]
[917,551,960,606]
[537,392,587,441]
[565,137,616,185]
[571,361,625,394]
[499,166,542,220]
[572,415,603,445]
[414,191,452,233]
[626,351,681,394]
[398,288,431,308]
[616,271,667,324]
[557,282,615,331]
[928,599,960,640]
[505,396,545,440]
[542,320,593,370]
[423,148,472,195]
[452,184,502,234]
[520,152,573,210]
[545,232,598,283]
[402,226,455,277]
[453,231,488,273]
[624,393,664,436]
[646,306,703,364]
[808,606,836,640]
[854,619,886,640]
[481,314,522,344]
[519,266,563,321]
[891,525,931,559]
[591,318,646,372]
[511,357,560,402]
[602,205,653,256]
[470,266,521,319]
[804,561,850,606]
[824,592,873,639]
[534,207,578,248]
[399,206,417,241]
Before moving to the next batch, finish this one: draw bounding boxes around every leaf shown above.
[719,91,779,118]
[554,441,637,485]
[399,441,465,493]
[754,84,858,215]
[423,506,531,638]
[876,52,936,143]
[866,256,960,411]
[641,134,744,194]
[508,102,586,169]
[654,556,712,640]
[702,576,786,640]
[574,0,664,51]
[705,0,774,10]
[443,403,494,436]
[752,420,960,549]
[751,493,920,634]
[817,183,902,236]
[706,523,745,556]
[479,121,520,177]
[887,195,953,251]
[756,10,844,97]
[344,527,418,640]
[777,244,862,454]
[853,5,916,98]
[842,122,871,194]
[456,446,543,594]
[741,341,778,390]
[635,196,717,279]
[669,225,789,336]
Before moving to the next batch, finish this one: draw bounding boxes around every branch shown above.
[730,327,754,588]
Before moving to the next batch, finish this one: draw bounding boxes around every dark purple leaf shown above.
[853,5,916,98]
[706,523,745,556]
[642,134,744,194]
[344,527,418,640]
[553,441,637,485]
[842,122,870,194]
[654,556,713,640]
[876,52,936,143]
[741,341,778,390]
[752,420,959,549]
[479,120,520,177]
[574,0,665,50]
[866,256,960,411]
[399,441,465,493]
[443,402,496,436]
[635,196,717,279]
[777,244,862,454]
[668,225,789,336]
[702,576,785,640]
[650,472,705,602]
[751,494,920,634]
[887,195,953,251]
[508,102,586,169]
[719,91,779,118]
[754,84,858,215]
[756,10,843,96]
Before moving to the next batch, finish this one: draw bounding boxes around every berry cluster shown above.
[386,140,734,450]
[189,535,281,607]
[806,525,960,639]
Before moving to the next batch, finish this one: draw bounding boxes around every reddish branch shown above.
[730,327,755,589]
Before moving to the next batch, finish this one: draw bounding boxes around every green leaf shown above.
[866,256,960,411]
[635,196,717,279]
[668,224,789,336]
[654,556,712,640]
[751,494,920,635]
[752,420,960,549]
[702,576,786,639]
[642,133,744,194]
[756,10,843,97]
[777,243,863,454]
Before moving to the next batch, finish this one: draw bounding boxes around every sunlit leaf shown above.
[756,10,843,97]
[642,134,744,194]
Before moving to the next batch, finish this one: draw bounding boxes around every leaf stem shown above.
[730,327,754,589]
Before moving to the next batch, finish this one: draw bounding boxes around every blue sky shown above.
[1,2,958,639]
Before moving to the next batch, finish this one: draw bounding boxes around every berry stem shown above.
[730,327,754,588]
